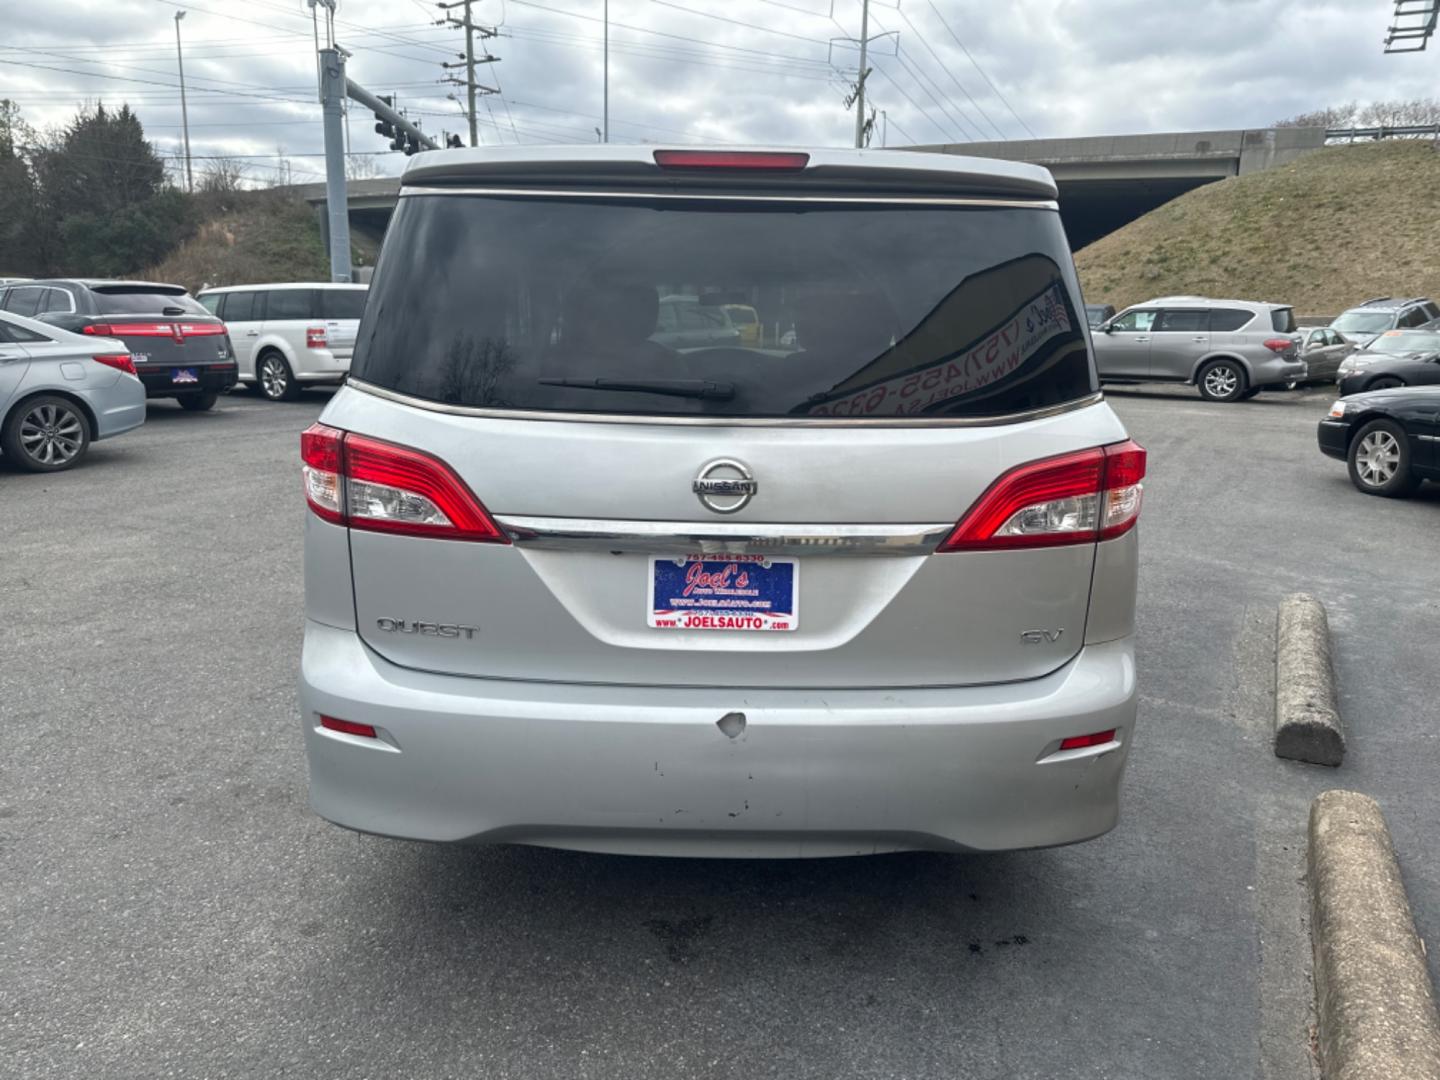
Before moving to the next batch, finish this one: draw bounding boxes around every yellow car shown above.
[722,304,762,346]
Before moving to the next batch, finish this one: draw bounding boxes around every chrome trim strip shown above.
[495,515,952,557]
[345,379,1106,429]
[398,186,1059,210]
[1419,434,1440,443]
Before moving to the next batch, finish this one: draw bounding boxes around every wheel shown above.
[1368,377,1403,391]
[1347,419,1420,498]
[1197,359,1248,402]
[178,392,218,412]
[1,394,90,472]
[257,351,300,401]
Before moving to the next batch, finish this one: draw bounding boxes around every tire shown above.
[257,351,300,401]
[1238,388,1261,400]
[1197,359,1248,402]
[1368,377,1403,391]
[1,394,91,472]
[1347,418,1420,498]
[178,392,218,412]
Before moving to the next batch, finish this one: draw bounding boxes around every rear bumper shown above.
[299,621,1138,857]
[137,363,238,397]
[1249,356,1307,386]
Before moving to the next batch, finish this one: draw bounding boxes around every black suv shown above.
[1330,296,1440,346]
[0,279,238,411]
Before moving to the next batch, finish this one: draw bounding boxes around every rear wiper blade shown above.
[539,377,734,400]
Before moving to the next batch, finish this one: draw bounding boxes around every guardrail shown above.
[1325,124,1440,141]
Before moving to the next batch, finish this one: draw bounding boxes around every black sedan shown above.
[1335,329,1440,395]
[1318,386,1440,497]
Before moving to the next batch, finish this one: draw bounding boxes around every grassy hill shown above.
[140,189,334,292]
[1074,140,1440,316]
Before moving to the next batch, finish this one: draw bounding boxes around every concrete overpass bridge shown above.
[303,126,1331,255]
[910,127,1329,247]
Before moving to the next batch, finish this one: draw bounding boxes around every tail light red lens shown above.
[300,422,508,543]
[82,321,225,339]
[1263,338,1295,353]
[654,149,810,170]
[91,353,137,376]
[319,715,377,738]
[306,326,328,348]
[939,439,1146,552]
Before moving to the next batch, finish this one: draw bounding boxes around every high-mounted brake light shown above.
[300,422,508,543]
[653,149,810,171]
[939,439,1146,552]
[91,353,137,376]
[306,326,328,348]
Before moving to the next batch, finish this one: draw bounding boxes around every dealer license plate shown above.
[648,555,798,632]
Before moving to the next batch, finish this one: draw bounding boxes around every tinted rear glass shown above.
[319,289,368,320]
[1156,309,1208,332]
[2,286,44,316]
[1270,308,1297,333]
[1209,308,1253,331]
[94,288,207,315]
[353,194,1095,419]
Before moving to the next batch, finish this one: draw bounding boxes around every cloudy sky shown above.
[1,0,1434,184]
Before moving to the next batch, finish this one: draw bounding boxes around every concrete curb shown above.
[1309,791,1440,1080]
[1275,593,1345,766]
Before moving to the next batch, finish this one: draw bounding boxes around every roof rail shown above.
[1360,296,1396,305]
[1405,296,1430,305]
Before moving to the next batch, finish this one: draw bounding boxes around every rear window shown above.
[221,291,260,322]
[1270,308,1297,333]
[353,194,1096,419]
[1209,308,1253,331]
[319,289,368,320]
[93,287,207,315]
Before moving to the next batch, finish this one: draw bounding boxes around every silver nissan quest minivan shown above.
[299,146,1146,858]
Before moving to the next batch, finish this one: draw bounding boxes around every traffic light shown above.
[373,94,396,143]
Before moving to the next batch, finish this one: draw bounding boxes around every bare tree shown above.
[345,153,383,181]
[1276,98,1440,136]
[198,157,247,194]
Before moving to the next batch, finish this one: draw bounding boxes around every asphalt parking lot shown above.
[3,384,1438,1080]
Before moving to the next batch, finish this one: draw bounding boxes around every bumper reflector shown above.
[1059,729,1117,751]
[320,715,377,738]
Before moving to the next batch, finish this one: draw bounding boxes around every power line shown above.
[922,0,1035,138]
[645,0,833,46]
[886,5,1004,139]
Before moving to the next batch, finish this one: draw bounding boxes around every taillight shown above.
[82,321,223,339]
[92,353,137,376]
[300,422,507,543]
[939,439,1146,552]
[1263,338,1295,353]
[306,326,327,348]
[654,149,810,170]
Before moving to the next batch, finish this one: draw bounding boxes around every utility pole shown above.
[318,48,351,282]
[438,1,499,147]
[173,10,193,192]
[881,109,887,148]
[853,0,870,149]
[603,0,609,142]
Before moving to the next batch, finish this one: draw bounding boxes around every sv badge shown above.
[1021,628,1064,644]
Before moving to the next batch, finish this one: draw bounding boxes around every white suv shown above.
[197,283,367,401]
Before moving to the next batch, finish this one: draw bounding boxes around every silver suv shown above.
[1093,297,1305,402]
[298,147,1145,858]
[1330,296,1440,346]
